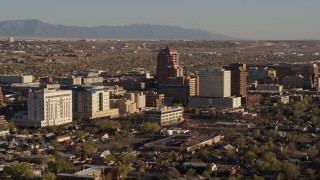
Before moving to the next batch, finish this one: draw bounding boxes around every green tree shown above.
[3,162,34,179]
[49,160,71,174]
[42,172,56,180]
[202,170,211,179]
[253,175,264,180]
[200,149,210,158]
[244,151,257,163]
[116,162,131,179]
[235,134,247,148]
[305,168,316,180]
[167,167,180,178]
[104,154,116,164]
[307,146,319,159]
[282,162,300,179]
[75,130,89,139]
[121,154,136,165]
[97,120,121,130]
[83,143,97,156]
[141,122,161,134]
[186,168,196,180]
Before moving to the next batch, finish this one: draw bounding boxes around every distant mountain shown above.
[0,19,235,40]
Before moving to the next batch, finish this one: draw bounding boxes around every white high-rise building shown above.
[23,89,72,127]
[199,68,231,97]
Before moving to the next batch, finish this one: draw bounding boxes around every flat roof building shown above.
[13,89,72,127]
[199,67,231,98]
[72,86,119,120]
[144,106,183,126]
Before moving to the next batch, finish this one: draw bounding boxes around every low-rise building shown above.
[189,96,241,109]
[57,165,118,180]
[59,76,82,86]
[257,84,283,92]
[0,75,33,84]
[144,106,183,125]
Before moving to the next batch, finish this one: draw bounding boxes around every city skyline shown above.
[1,0,320,40]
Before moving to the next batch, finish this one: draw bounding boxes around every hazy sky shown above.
[1,0,319,40]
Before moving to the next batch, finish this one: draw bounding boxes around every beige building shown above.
[189,96,241,109]
[110,92,146,116]
[199,68,231,97]
[72,86,119,120]
[105,85,127,96]
[0,115,8,128]
[14,89,72,127]
[110,98,137,116]
[124,92,146,110]
[144,106,184,125]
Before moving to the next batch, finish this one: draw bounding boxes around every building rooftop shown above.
[158,47,178,55]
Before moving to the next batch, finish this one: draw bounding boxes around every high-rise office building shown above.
[198,67,231,98]
[156,47,183,85]
[72,86,119,120]
[230,63,247,97]
[24,89,72,127]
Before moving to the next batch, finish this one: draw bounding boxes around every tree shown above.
[116,162,131,179]
[83,143,97,156]
[253,175,264,180]
[97,120,121,130]
[141,122,160,134]
[202,170,211,179]
[75,130,89,139]
[186,168,196,180]
[282,162,300,179]
[244,151,257,163]
[104,154,116,164]
[49,160,72,173]
[3,162,34,179]
[235,134,247,148]
[42,172,56,180]
[200,149,210,158]
[305,168,316,180]
[307,146,319,159]
[121,154,136,165]
[167,167,180,178]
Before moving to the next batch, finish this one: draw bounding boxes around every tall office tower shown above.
[156,47,183,85]
[28,89,72,127]
[199,67,231,97]
[72,86,119,120]
[230,63,247,97]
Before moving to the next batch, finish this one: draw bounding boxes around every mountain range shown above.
[0,19,235,40]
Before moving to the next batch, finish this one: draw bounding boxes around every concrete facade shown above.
[199,68,231,98]
[144,106,183,125]
[72,86,119,120]
[189,96,241,109]
[14,89,73,127]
